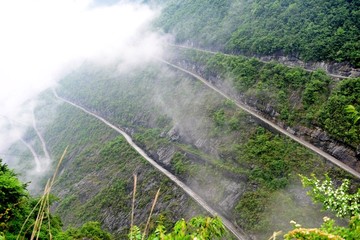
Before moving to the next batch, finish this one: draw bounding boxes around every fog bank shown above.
[0,0,165,170]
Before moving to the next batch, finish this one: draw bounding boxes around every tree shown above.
[282,174,360,239]
[300,174,360,218]
[58,221,113,240]
[0,159,29,237]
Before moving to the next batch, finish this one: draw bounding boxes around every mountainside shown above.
[20,61,353,238]
[3,1,360,239]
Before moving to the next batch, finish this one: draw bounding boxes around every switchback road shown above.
[32,111,51,162]
[53,89,249,240]
[19,138,42,172]
[158,59,360,179]
[0,115,43,172]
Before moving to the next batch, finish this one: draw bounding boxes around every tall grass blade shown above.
[142,188,160,240]
[16,147,68,240]
[131,174,137,230]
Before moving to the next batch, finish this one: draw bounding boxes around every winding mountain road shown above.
[52,89,249,240]
[19,138,42,172]
[158,59,360,179]
[168,44,351,80]
[32,111,51,162]
[0,115,43,172]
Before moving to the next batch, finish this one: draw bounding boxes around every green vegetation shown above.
[0,159,28,223]
[242,128,294,190]
[134,128,170,150]
[235,190,268,231]
[231,127,326,230]
[284,216,360,240]
[129,216,226,240]
[158,0,360,66]
[227,0,360,66]
[156,0,232,47]
[0,158,37,239]
[58,222,113,240]
[345,105,360,125]
[170,152,189,175]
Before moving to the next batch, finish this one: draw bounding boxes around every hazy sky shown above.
[0,0,164,158]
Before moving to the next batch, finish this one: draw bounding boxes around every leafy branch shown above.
[345,105,360,125]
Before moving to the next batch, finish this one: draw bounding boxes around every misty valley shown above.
[1,0,360,240]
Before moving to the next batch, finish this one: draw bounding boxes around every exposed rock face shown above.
[156,145,176,165]
[217,181,244,212]
[178,43,360,78]
[294,126,360,171]
[167,126,180,141]
[258,54,360,78]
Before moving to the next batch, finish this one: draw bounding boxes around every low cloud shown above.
[0,0,165,170]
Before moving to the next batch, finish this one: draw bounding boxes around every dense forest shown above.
[157,0,360,66]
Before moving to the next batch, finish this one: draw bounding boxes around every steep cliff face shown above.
[257,54,360,78]
[47,61,351,239]
[182,42,360,79]
[165,48,360,173]
[294,126,358,165]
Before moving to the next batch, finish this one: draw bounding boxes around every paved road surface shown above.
[32,111,51,162]
[158,59,360,179]
[53,90,249,240]
[0,115,43,172]
[19,138,42,172]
